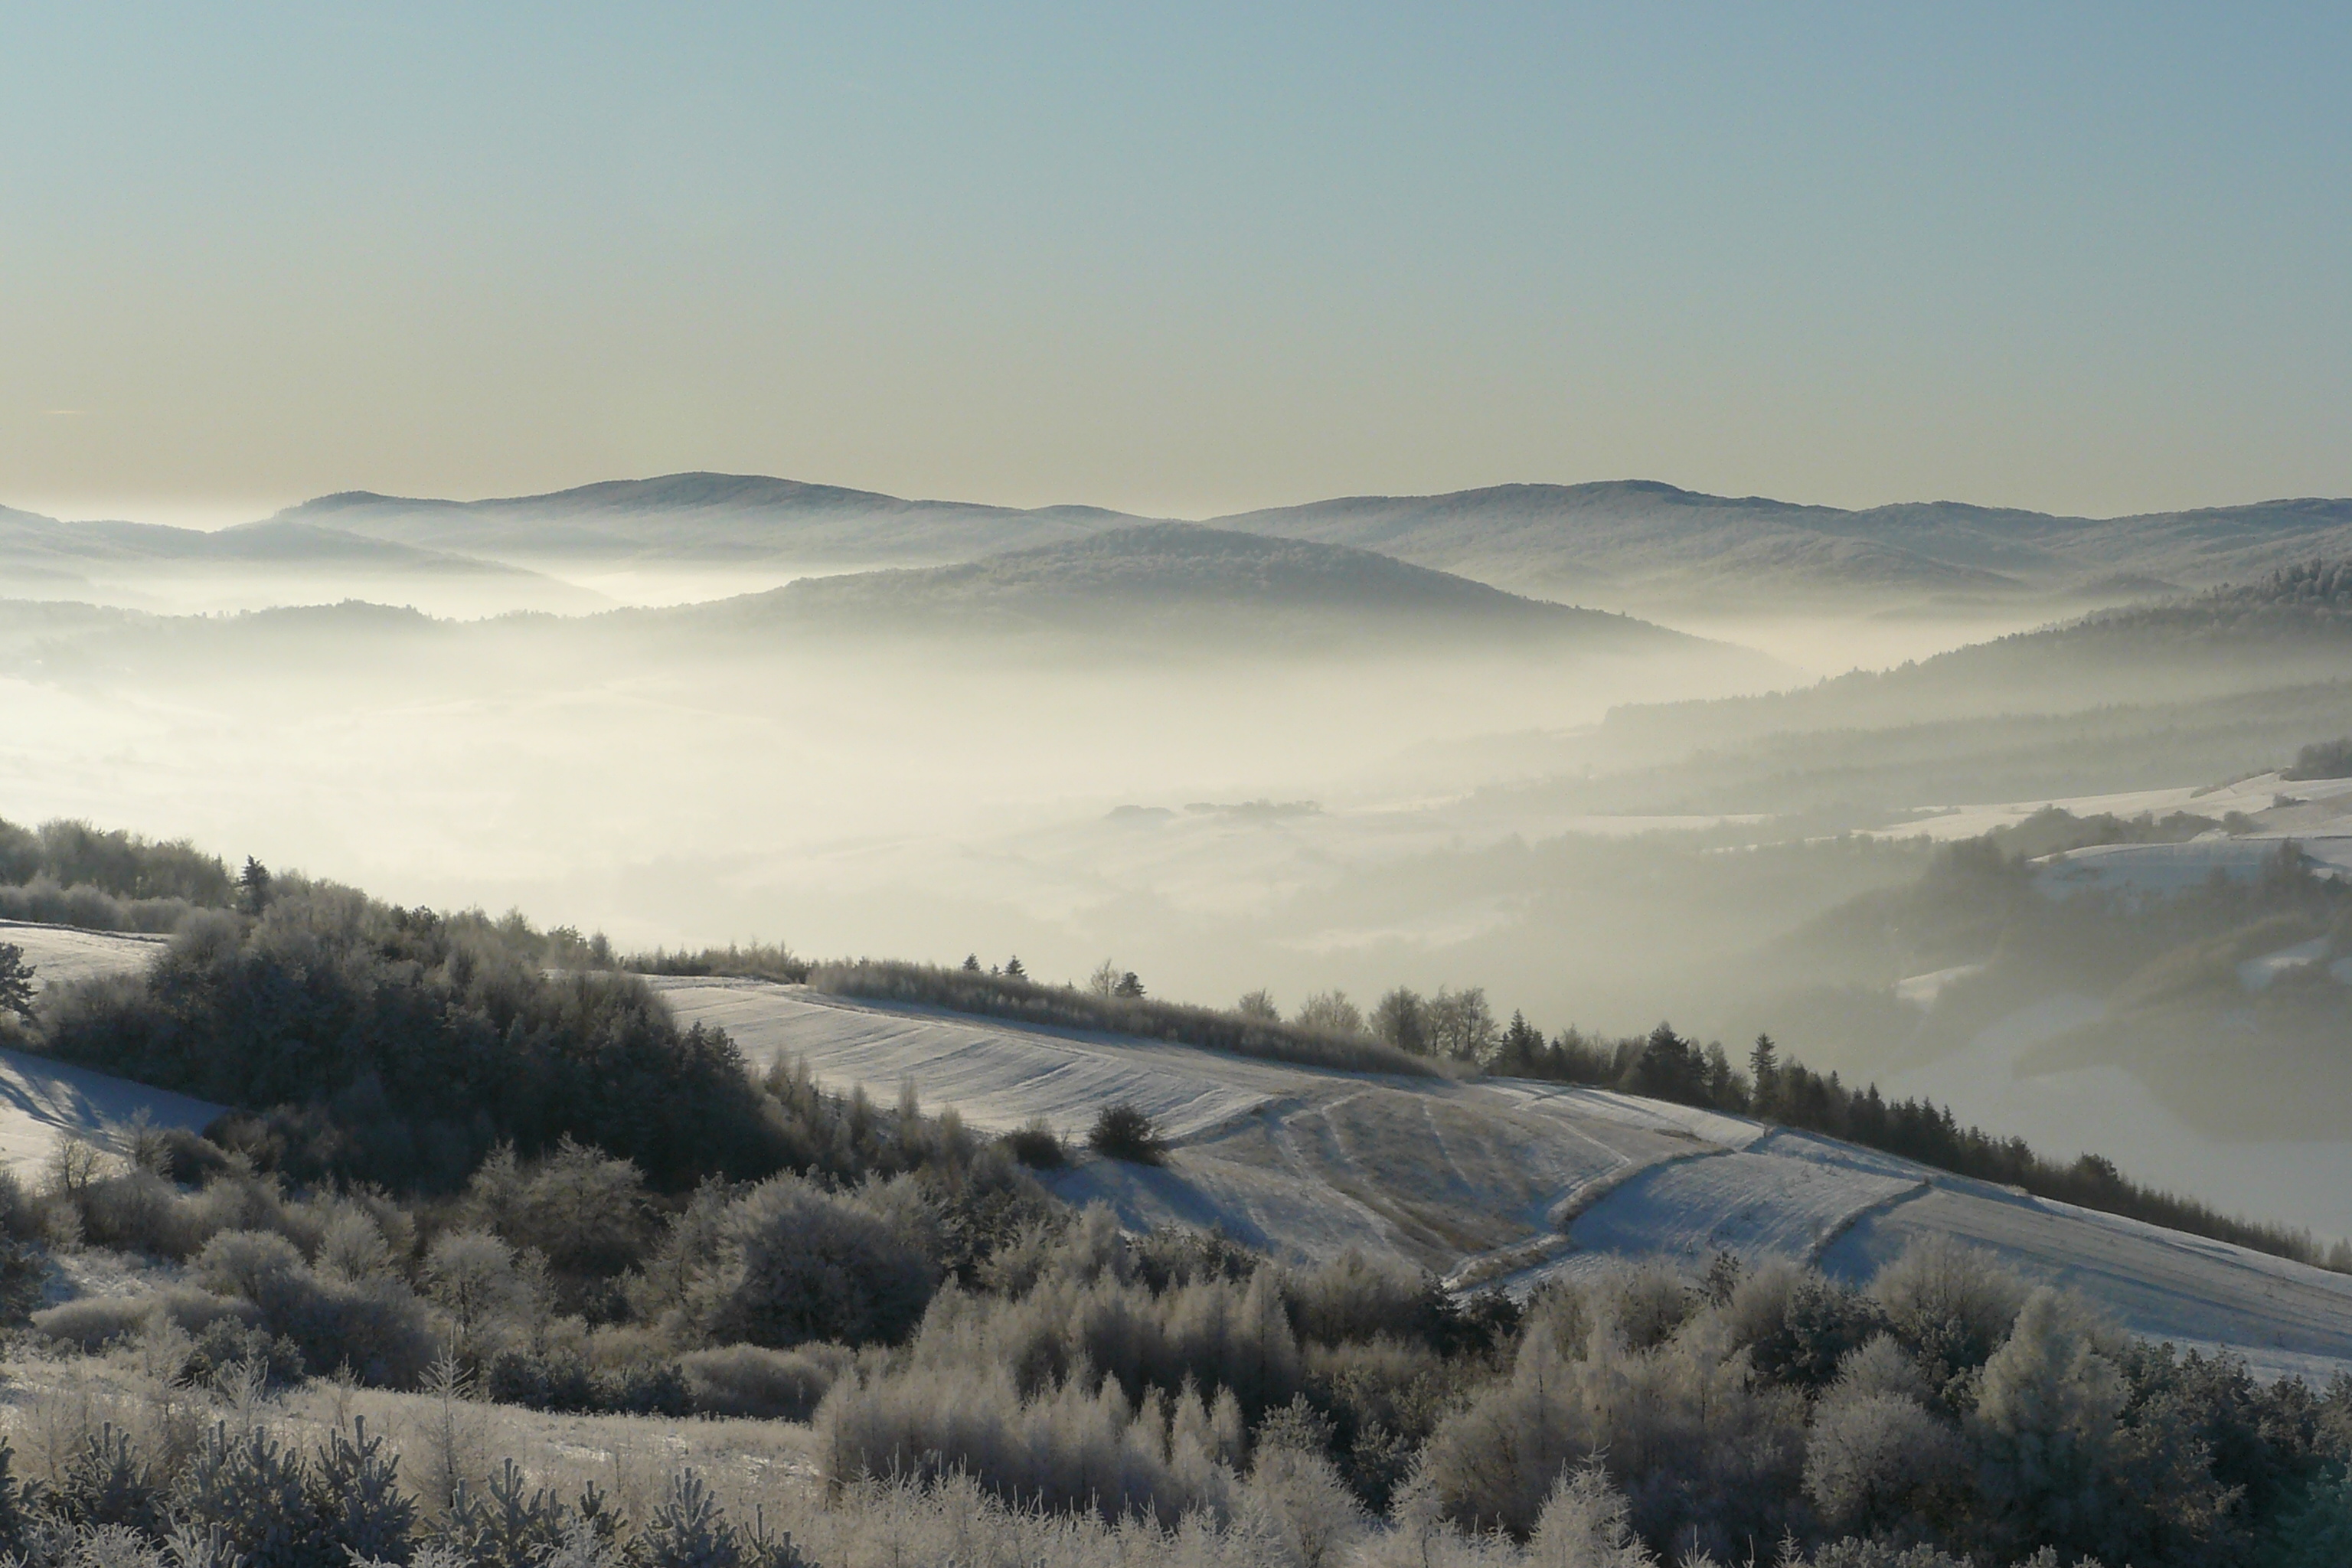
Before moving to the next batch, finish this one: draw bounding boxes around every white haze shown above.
[6,547,2352,1243]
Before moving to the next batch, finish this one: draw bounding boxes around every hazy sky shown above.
[5,4,2347,523]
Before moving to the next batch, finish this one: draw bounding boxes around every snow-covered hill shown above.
[654,976,2352,1380]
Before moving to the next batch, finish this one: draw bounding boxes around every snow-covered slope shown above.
[0,923,225,1176]
[0,1047,227,1178]
[0,920,168,989]
[652,978,2352,1379]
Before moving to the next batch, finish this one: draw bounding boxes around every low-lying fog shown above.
[10,537,2352,1241]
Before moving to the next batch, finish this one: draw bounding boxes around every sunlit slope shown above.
[651,978,2352,1377]
[0,923,224,1173]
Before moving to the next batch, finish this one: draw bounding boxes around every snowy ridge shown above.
[654,979,2352,1376]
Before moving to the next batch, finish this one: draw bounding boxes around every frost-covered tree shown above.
[1294,990,1364,1038]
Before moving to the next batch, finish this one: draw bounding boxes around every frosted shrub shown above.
[196,1230,305,1302]
[1723,1263,1888,1391]
[1829,1334,1935,1404]
[463,1139,655,1308]
[1416,1308,1804,1553]
[35,1298,185,1355]
[1803,1544,1972,1568]
[1586,1263,1692,1353]
[680,1343,853,1421]
[312,1204,395,1283]
[677,1174,935,1349]
[423,1229,532,1355]
[902,1260,1304,1422]
[1867,1236,2027,1382]
[1237,1441,1366,1568]
[1523,1465,1655,1568]
[69,1170,210,1259]
[1282,1251,1436,1348]
[193,1227,434,1386]
[1965,1287,2133,1558]
[815,1359,1236,1524]
[1802,1391,1966,1537]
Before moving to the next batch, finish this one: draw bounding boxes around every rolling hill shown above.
[258,472,2352,613]
[17,914,2348,1380]
[653,523,1716,655]
[657,975,2352,1381]
[0,504,602,616]
[272,472,1129,567]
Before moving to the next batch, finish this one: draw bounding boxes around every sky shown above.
[3,2,2348,524]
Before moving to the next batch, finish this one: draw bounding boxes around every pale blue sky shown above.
[3,4,2347,520]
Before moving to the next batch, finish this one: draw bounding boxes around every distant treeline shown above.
[809,959,1436,1078]
[624,940,812,984]
[0,815,233,932]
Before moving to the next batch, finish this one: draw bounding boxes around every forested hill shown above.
[1592,560,2352,757]
[249,470,2352,607]
[644,524,1710,654]
[272,471,1135,564]
[1217,482,2352,603]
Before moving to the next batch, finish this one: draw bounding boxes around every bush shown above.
[462,1139,654,1306]
[814,1360,1236,1524]
[1002,1120,1067,1170]
[1088,1103,1165,1165]
[680,1343,854,1420]
[194,1228,435,1387]
[34,1296,168,1353]
[673,1174,937,1349]
[485,1345,691,1416]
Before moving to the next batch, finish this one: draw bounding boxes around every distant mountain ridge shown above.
[276,473,1129,565]
[642,522,1713,658]
[261,472,2352,609]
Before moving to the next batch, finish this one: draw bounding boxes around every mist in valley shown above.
[11,494,2352,1245]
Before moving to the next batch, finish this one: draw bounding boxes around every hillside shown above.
[1217,482,2352,607]
[251,472,2352,612]
[20,908,2349,1377]
[658,523,1708,655]
[0,505,601,616]
[655,975,2352,1380]
[0,923,224,1172]
[1573,564,2352,790]
[275,472,1136,567]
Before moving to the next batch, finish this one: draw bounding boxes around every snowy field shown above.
[0,1046,225,1179]
[0,923,224,1176]
[655,978,2352,1375]
[1822,1184,2352,1383]
[1876,770,2352,844]
[0,920,166,991]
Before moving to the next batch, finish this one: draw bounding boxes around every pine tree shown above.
[1748,1033,1780,1116]
[0,944,33,1027]
[237,856,273,916]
